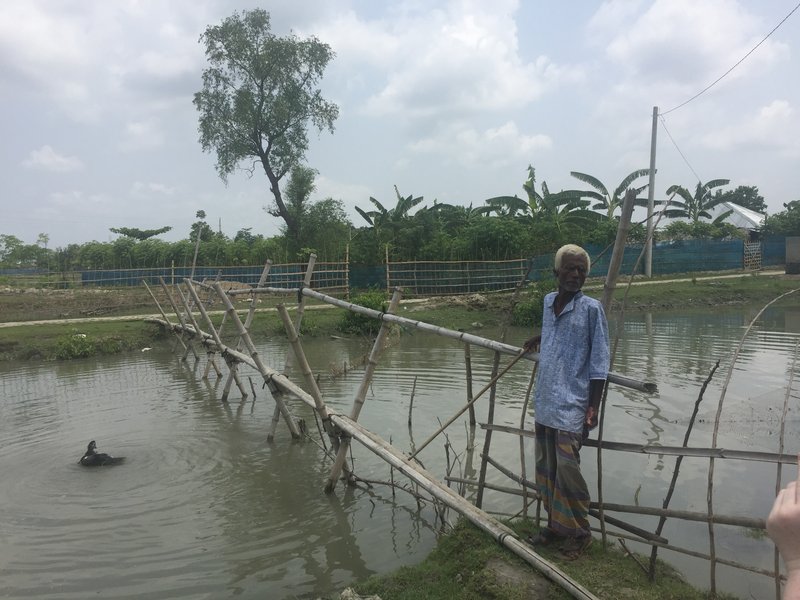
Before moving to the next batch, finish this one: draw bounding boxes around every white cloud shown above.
[601,0,788,87]
[409,121,552,168]
[131,181,176,196]
[315,0,583,118]
[0,1,207,121]
[702,100,800,157]
[120,120,166,152]
[22,146,84,172]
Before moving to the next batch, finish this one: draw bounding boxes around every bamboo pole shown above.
[481,423,799,465]
[707,288,800,594]
[175,282,220,374]
[601,189,635,312]
[385,244,390,291]
[475,351,501,508]
[325,288,402,493]
[519,363,537,519]
[332,414,600,600]
[158,276,198,360]
[206,281,301,439]
[408,351,527,461]
[648,360,719,580]
[596,190,636,547]
[345,243,350,301]
[464,344,476,426]
[444,476,768,530]
[142,279,189,353]
[294,286,655,393]
[774,340,798,600]
[277,303,338,448]
[268,256,319,438]
[481,452,667,544]
[407,375,417,427]
[175,283,221,379]
[220,260,273,401]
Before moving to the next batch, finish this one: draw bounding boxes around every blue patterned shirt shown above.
[534,291,610,433]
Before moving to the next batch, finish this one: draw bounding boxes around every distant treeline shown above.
[3,196,798,272]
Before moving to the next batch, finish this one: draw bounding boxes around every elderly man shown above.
[524,244,610,560]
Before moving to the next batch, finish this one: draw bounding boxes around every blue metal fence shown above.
[4,236,788,292]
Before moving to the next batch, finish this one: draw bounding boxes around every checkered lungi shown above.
[534,422,591,538]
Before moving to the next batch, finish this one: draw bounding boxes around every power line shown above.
[661,1,800,116]
[659,115,702,184]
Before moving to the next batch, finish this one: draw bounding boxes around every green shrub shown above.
[511,284,549,327]
[55,330,95,360]
[338,289,387,334]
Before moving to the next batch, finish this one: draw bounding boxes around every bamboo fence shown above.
[142,246,798,599]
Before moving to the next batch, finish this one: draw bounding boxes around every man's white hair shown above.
[554,244,591,272]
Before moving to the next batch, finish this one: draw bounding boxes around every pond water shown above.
[1,302,799,599]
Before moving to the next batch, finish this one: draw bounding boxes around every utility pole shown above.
[645,106,658,277]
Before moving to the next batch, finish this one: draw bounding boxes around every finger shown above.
[796,453,799,503]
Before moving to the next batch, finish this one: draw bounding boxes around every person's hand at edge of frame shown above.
[767,454,800,580]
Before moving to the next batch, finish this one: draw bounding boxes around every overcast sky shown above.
[2,0,799,249]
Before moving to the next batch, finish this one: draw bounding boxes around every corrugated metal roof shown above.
[708,201,765,230]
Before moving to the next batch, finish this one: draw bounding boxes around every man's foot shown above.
[560,535,592,560]
[526,528,562,548]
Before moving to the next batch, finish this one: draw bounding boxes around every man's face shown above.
[555,254,588,293]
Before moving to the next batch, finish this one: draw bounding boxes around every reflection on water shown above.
[0,304,798,599]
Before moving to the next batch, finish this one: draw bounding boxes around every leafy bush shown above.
[511,283,549,327]
[659,220,745,241]
[338,289,387,334]
[55,331,95,360]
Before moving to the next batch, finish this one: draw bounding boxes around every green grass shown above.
[1,272,798,362]
[340,519,736,600]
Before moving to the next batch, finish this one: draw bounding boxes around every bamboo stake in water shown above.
[269,256,318,431]
[207,281,301,440]
[158,276,198,360]
[648,360,719,580]
[408,350,527,461]
[221,260,273,401]
[475,351,501,509]
[277,304,336,442]
[519,363,537,519]
[706,288,800,595]
[464,344,476,426]
[325,288,402,493]
[773,341,798,600]
[175,282,220,375]
[142,279,188,353]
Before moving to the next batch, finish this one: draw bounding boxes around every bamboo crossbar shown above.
[480,453,668,544]
[594,528,781,580]
[330,415,600,600]
[279,286,656,394]
[481,423,799,465]
[445,475,765,530]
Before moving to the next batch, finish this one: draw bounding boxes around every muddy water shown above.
[1,303,798,599]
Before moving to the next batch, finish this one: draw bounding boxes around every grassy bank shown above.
[339,519,736,600]
[1,271,798,362]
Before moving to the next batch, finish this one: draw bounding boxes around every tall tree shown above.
[570,168,650,218]
[109,226,172,241]
[194,9,339,242]
[711,185,767,214]
[664,179,731,223]
[280,164,317,252]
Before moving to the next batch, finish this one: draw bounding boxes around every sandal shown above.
[526,528,562,547]
[560,535,592,561]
